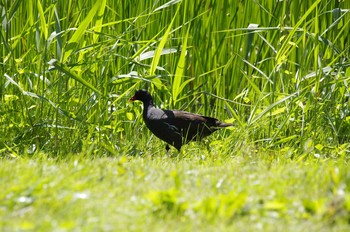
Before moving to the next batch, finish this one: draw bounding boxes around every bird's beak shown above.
[129,95,136,102]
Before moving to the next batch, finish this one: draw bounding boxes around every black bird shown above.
[129,90,233,151]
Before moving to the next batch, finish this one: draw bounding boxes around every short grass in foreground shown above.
[1,147,350,232]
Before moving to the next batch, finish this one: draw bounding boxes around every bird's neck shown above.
[142,98,155,116]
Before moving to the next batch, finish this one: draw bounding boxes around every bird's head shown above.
[129,90,153,104]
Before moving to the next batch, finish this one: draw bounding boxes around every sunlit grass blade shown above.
[248,93,297,125]
[62,0,102,62]
[53,7,63,60]
[92,0,106,43]
[8,0,23,22]
[49,59,102,95]
[276,0,321,64]
[149,4,181,76]
[224,102,244,128]
[37,0,48,40]
[154,0,182,12]
[172,26,190,106]
[131,29,165,61]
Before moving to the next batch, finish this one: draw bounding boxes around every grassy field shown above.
[1,151,350,231]
[1,0,350,231]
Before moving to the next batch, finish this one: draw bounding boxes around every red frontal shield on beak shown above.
[129,95,136,102]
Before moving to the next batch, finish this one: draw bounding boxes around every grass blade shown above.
[37,0,48,40]
[62,1,101,62]
[49,59,102,95]
[149,4,180,76]
[172,26,190,105]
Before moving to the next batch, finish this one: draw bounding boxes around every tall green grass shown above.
[1,0,350,156]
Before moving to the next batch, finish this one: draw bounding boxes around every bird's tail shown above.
[216,121,233,128]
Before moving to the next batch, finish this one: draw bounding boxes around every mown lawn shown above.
[1,147,350,231]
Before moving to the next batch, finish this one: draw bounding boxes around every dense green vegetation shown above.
[1,0,350,231]
[1,0,349,156]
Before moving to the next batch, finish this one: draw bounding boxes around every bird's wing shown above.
[168,110,219,142]
[171,110,217,126]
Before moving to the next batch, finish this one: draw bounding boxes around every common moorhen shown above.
[130,90,233,151]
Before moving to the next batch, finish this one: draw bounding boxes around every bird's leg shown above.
[165,144,171,157]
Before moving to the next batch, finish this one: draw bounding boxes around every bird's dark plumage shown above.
[130,90,233,151]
